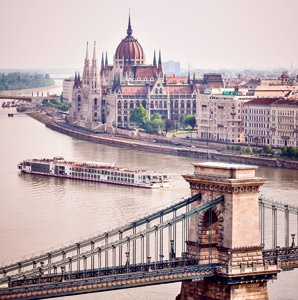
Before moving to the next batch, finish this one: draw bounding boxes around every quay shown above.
[24,110,298,170]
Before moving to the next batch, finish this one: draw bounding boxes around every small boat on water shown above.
[17,157,171,189]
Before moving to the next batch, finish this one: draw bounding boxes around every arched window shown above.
[117,101,121,109]
[94,98,97,106]
[201,210,219,245]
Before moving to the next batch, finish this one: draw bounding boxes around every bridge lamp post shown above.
[39,261,44,279]
[291,234,296,248]
[181,252,188,267]
[68,258,72,280]
[125,252,130,273]
[159,254,164,264]
[147,256,151,271]
[60,266,65,280]
[83,255,87,278]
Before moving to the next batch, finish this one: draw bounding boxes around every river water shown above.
[1,84,298,299]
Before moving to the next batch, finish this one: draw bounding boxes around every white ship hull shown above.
[18,158,171,189]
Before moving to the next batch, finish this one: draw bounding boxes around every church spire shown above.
[83,42,90,84]
[85,41,89,61]
[100,52,104,74]
[92,41,96,61]
[91,41,100,92]
[127,12,133,36]
[157,50,163,75]
[153,51,157,67]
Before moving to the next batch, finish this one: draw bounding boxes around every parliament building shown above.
[68,15,223,132]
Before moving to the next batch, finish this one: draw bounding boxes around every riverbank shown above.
[27,111,298,170]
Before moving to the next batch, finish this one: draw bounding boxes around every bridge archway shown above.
[178,162,277,300]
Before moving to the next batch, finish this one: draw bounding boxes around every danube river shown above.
[1,102,298,299]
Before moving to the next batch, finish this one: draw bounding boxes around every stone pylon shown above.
[176,162,280,300]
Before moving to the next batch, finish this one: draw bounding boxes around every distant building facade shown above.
[243,98,298,147]
[163,60,181,76]
[197,88,254,144]
[62,77,74,103]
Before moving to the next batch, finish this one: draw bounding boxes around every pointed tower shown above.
[153,51,157,77]
[90,41,100,92]
[100,53,104,75]
[83,42,90,85]
[187,72,191,84]
[104,52,109,73]
[157,50,163,76]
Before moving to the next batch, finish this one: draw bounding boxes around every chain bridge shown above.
[0,162,298,300]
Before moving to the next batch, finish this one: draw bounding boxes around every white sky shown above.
[0,0,297,71]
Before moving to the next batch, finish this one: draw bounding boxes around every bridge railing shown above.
[259,196,298,250]
[1,195,223,284]
[0,193,201,273]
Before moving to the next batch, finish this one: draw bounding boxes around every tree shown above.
[165,119,175,132]
[263,144,274,156]
[130,105,149,128]
[182,114,196,129]
[151,113,164,133]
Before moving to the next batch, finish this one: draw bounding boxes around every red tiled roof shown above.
[165,85,193,94]
[120,85,148,95]
[244,98,281,105]
[134,66,156,78]
[166,76,188,84]
[273,99,298,106]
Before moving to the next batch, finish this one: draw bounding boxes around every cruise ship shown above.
[17,157,171,189]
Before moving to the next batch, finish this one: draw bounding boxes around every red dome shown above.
[115,16,144,63]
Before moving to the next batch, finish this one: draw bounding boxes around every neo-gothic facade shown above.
[68,15,223,131]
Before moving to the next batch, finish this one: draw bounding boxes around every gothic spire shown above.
[157,50,163,74]
[83,42,90,84]
[127,12,133,36]
[92,41,96,61]
[105,52,108,66]
[100,52,104,74]
[153,51,157,67]
[85,42,89,61]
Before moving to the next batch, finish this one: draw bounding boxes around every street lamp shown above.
[125,251,130,273]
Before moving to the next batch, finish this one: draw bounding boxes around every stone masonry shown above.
[176,162,279,300]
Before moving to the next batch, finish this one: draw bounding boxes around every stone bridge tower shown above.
[177,162,279,300]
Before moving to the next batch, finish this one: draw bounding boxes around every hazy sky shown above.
[0,0,297,71]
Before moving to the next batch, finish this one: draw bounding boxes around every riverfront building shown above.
[62,77,74,103]
[243,98,298,147]
[68,15,224,131]
[196,88,254,144]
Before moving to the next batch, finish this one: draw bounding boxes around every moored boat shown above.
[17,157,171,189]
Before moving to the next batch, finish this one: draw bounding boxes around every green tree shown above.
[151,113,164,134]
[263,144,274,156]
[182,114,196,129]
[130,105,149,128]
